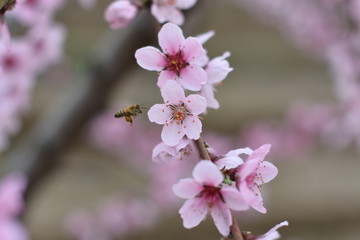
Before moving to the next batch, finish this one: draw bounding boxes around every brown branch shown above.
[194,138,244,240]
[229,215,245,240]
[194,138,211,160]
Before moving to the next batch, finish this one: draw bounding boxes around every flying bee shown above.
[114,104,144,125]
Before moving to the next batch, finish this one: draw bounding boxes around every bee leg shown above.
[125,116,133,125]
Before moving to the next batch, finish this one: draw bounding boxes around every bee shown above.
[114,104,144,125]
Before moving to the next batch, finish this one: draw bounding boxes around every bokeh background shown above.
[1,0,360,239]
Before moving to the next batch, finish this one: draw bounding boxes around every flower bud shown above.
[104,0,138,29]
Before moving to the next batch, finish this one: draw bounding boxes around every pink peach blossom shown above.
[11,0,66,25]
[135,23,207,91]
[151,0,197,25]
[104,0,138,29]
[236,144,277,213]
[24,23,66,73]
[148,80,206,146]
[173,161,248,236]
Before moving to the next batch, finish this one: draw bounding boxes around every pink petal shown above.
[210,201,232,236]
[183,37,206,64]
[172,178,203,199]
[160,80,185,103]
[179,198,208,229]
[239,158,259,181]
[206,52,233,84]
[227,147,253,156]
[257,221,289,240]
[135,46,166,71]
[157,69,177,88]
[148,104,171,124]
[221,187,249,211]
[151,5,184,26]
[247,144,271,162]
[239,182,266,214]
[158,23,185,54]
[183,116,202,140]
[0,22,11,50]
[179,65,207,91]
[195,30,215,45]
[193,160,223,186]
[200,84,219,109]
[185,94,207,115]
[161,122,184,146]
[216,155,243,170]
[257,161,278,184]
[152,142,177,162]
[0,220,29,240]
[175,0,197,9]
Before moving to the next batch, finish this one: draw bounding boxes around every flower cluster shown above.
[0,0,66,152]
[0,0,101,152]
[104,0,198,29]
[172,144,278,235]
[133,22,287,238]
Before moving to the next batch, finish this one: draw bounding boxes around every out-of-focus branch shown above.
[194,138,244,240]
[4,12,157,201]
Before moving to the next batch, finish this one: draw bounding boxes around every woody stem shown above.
[194,138,244,240]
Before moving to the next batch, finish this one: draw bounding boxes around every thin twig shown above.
[194,138,211,160]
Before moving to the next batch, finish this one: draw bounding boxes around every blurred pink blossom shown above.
[256,221,289,240]
[104,0,138,29]
[151,0,197,25]
[0,173,28,240]
[0,220,28,240]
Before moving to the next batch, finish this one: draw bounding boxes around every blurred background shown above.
[1,0,360,239]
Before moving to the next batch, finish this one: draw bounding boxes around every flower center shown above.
[2,55,18,72]
[170,103,191,124]
[165,51,189,76]
[198,185,223,207]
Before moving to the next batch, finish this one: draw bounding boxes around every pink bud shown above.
[104,1,138,29]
